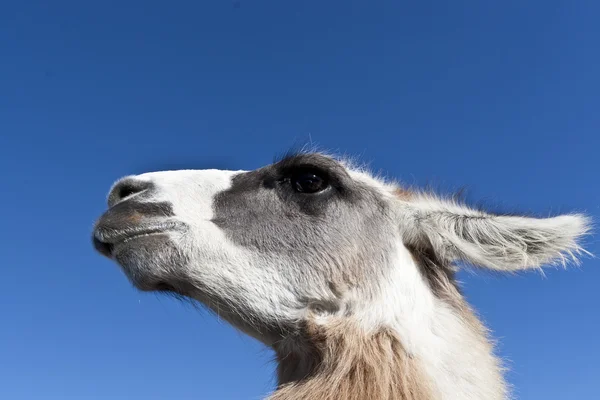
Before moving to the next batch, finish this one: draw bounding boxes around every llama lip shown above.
[93,230,159,258]
[92,221,185,258]
[94,225,169,244]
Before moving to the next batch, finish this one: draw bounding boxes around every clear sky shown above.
[1,1,599,399]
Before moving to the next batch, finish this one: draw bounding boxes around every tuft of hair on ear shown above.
[397,192,593,273]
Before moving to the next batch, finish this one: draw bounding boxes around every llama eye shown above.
[290,172,328,194]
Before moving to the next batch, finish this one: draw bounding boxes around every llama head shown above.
[92,152,590,348]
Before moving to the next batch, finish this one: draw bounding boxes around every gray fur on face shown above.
[213,154,393,281]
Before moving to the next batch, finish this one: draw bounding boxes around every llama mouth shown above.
[93,231,161,258]
[92,222,185,258]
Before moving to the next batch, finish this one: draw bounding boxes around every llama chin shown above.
[93,151,591,400]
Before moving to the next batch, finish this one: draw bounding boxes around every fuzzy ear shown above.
[398,193,592,272]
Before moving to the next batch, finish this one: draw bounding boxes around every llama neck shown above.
[271,319,433,400]
[356,245,508,400]
[270,245,508,400]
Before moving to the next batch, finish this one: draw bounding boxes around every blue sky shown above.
[1,1,599,399]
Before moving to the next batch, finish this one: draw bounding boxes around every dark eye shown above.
[290,171,328,194]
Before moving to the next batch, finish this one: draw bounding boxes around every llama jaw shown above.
[93,229,189,292]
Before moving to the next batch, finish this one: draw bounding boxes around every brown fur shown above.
[393,187,414,200]
[271,318,434,400]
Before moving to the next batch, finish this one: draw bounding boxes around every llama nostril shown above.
[118,184,137,200]
[108,178,153,207]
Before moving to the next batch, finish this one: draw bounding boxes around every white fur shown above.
[397,193,591,271]
[342,244,505,399]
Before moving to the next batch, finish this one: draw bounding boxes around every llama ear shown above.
[397,193,592,272]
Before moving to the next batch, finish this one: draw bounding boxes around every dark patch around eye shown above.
[291,171,328,194]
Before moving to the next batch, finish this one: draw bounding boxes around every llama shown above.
[92,152,590,399]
